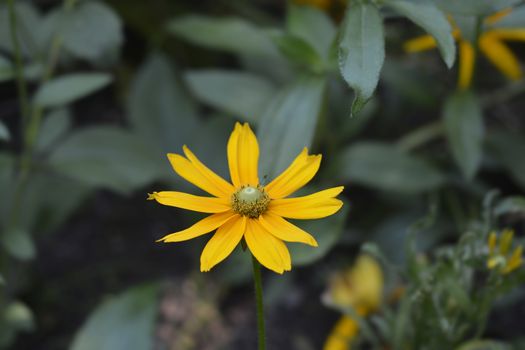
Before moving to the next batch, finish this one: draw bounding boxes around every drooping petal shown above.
[259,212,318,247]
[268,187,344,219]
[403,35,438,52]
[200,215,246,271]
[227,122,259,187]
[479,34,522,80]
[503,246,523,274]
[148,191,231,213]
[167,153,231,198]
[488,28,525,42]
[182,145,235,195]
[265,148,322,199]
[158,211,236,243]
[458,40,476,89]
[244,219,291,274]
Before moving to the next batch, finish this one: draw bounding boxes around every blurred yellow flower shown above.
[487,229,523,274]
[323,316,359,350]
[149,122,344,274]
[404,9,525,89]
[323,255,384,350]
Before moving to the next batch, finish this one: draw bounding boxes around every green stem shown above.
[8,0,78,231]
[8,0,30,125]
[252,255,266,350]
[396,121,444,152]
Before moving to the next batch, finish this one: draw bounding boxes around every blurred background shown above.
[1,0,525,349]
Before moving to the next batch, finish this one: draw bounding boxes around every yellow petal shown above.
[227,122,259,187]
[488,28,525,42]
[200,215,246,271]
[158,211,236,243]
[268,186,344,219]
[323,316,359,350]
[488,231,497,255]
[259,212,318,246]
[499,229,514,255]
[479,34,522,80]
[167,153,231,198]
[403,35,438,53]
[265,148,322,199]
[182,145,235,195]
[244,219,291,274]
[148,191,231,213]
[503,246,523,274]
[458,40,475,89]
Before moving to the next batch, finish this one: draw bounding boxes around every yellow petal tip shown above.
[147,192,158,200]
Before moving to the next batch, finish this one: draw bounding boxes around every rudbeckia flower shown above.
[149,122,344,274]
[404,9,525,89]
[487,229,523,275]
[323,255,383,350]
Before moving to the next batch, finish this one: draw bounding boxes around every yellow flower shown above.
[323,316,359,350]
[487,229,523,274]
[323,255,384,350]
[404,9,525,89]
[148,122,344,274]
[327,254,384,313]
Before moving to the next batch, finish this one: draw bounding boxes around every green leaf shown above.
[288,4,336,58]
[0,273,4,285]
[16,172,90,234]
[289,205,348,266]
[0,55,14,82]
[128,53,199,156]
[453,15,478,43]
[257,75,326,179]
[0,120,9,142]
[437,0,521,16]
[4,301,34,331]
[488,130,525,191]
[387,0,455,68]
[166,15,280,59]
[70,283,159,350]
[491,5,525,28]
[48,126,161,193]
[443,91,484,179]
[61,1,123,63]
[1,227,36,261]
[272,33,324,70]
[494,196,525,216]
[184,70,275,123]
[36,108,71,151]
[188,116,234,179]
[339,2,384,114]
[339,142,444,193]
[34,73,112,108]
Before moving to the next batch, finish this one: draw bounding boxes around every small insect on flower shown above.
[148,122,344,274]
[487,229,523,275]
[404,8,525,89]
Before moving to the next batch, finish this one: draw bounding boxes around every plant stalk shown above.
[252,255,266,350]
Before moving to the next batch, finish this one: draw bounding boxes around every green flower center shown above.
[231,185,270,218]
